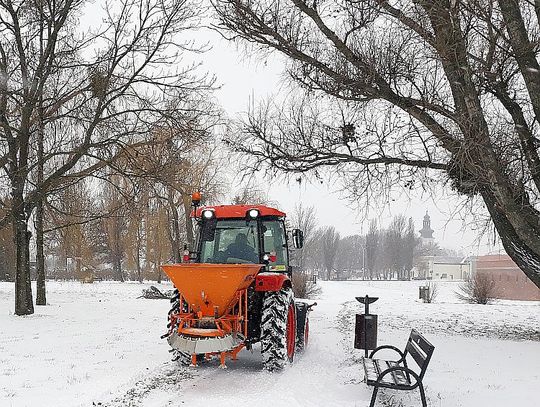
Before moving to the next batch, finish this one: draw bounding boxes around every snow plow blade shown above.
[161,263,261,317]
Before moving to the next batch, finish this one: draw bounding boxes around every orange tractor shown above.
[161,195,314,370]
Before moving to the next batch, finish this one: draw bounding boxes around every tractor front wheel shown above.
[260,287,296,371]
[168,289,201,367]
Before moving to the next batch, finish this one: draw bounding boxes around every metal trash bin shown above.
[354,295,379,357]
[419,286,427,300]
[419,286,430,302]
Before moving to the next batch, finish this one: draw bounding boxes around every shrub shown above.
[292,272,321,299]
[456,273,497,304]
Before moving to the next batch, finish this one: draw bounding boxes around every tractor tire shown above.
[172,350,193,366]
[260,287,296,371]
[167,289,197,366]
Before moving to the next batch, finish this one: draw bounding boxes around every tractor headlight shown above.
[202,209,214,219]
[248,209,259,219]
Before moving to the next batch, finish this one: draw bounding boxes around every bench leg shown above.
[419,382,427,407]
[369,386,379,407]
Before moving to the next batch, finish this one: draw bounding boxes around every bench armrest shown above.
[369,345,405,363]
[376,366,421,388]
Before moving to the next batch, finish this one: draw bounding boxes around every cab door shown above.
[261,220,289,272]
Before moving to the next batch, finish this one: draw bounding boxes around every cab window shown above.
[262,220,288,267]
[200,220,259,264]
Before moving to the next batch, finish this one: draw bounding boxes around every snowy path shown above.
[104,282,367,407]
[1,280,539,407]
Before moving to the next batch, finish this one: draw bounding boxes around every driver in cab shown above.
[225,233,258,263]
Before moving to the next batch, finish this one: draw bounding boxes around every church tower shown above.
[419,211,434,244]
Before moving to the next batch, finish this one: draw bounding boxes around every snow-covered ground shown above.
[1,280,538,407]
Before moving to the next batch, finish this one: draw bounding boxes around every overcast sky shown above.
[81,4,502,255]
[188,28,504,256]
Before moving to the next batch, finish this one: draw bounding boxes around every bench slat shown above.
[363,358,379,383]
[363,359,410,386]
[406,338,427,369]
[375,360,394,385]
[388,361,409,386]
[410,329,435,355]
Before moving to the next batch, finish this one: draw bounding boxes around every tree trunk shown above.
[156,207,162,284]
[182,194,194,249]
[13,189,34,315]
[482,190,540,288]
[136,223,142,283]
[35,0,46,306]
[113,220,124,282]
[167,192,181,263]
[35,199,46,305]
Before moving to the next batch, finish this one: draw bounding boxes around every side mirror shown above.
[292,229,304,249]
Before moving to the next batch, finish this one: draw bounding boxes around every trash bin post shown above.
[354,295,379,358]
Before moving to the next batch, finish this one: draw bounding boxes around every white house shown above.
[416,256,472,280]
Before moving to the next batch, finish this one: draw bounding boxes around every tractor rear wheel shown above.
[260,287,296,371]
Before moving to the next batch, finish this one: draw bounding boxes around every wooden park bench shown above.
[362,329,435,407]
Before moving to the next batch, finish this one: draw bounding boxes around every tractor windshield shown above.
[200,220,259,264]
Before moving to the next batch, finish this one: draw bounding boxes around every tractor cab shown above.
[193,205,303,273]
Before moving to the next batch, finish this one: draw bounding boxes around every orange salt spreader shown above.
[162,263,261,366]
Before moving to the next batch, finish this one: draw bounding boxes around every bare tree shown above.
[0,0,213,314]
[387,215,407,279]
[232,185,268,205]
[289,203,318,272]
[0,198,15,281]
[335,234,363,279]
[423,282,439,304]
[45,180,101,280]
[320,226,340,280]
[291,271,321,299]
[404,217,419,280]
[365,219,379,280]
[102,178,132,282]
[214,0,540,289]
[118,117,222,254]
[42,120,222,283]
[456,272,497,305]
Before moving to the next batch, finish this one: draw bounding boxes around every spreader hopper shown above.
[161,263,261,317]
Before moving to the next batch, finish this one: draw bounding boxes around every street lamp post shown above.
[361,244,366,280]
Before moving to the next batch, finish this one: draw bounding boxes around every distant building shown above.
[474,254,540,301]
[416,255,472,280]
[419,211,434,245]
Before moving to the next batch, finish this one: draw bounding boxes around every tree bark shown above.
[136,222,142,283]
[34,0,46,306]
[35,199,46,305]
[482,189,540,288]
[167,191,181,263]
[113,218,124,282]
[13,188,34,315]
[182,193,194,250]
